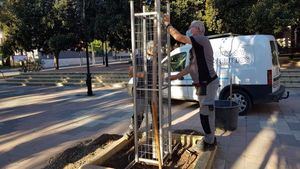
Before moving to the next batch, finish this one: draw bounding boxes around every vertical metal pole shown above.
[166,1,172,157]
[153,0,162,168]
[105,40,108,67]
[142,5,149,147]
[130,0,138,163]
[156,0,164,163]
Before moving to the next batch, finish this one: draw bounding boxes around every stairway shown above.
[280,69,300,88]
[2,69,299,88]
[0,71,129,88]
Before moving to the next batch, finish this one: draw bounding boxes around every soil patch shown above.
[43,130,204,169]
[101,140,199,169]
[43,134,122,169]
[101,130,202,169]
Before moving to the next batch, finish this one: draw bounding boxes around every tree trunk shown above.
[54,52,60,70]
[105,41,108,67]
[102,42,105,65]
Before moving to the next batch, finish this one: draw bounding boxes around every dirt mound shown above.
[43,134,122,169]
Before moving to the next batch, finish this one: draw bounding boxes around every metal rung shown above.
[134,12,158,17]
[139,158,159,166]
[136,87,160,91]
[162,85,168,90]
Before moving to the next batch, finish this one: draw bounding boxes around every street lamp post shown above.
[105,40,108,67]
[82,0,93,96]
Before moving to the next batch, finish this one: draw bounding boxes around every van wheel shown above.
[221,90,252,116]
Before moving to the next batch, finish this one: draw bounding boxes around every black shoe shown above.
[191,137,217,152]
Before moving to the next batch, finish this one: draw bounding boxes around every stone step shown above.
[280,69,300,72]
[11,76,129,81]
[0,81,107,87]
[0,81,127,88]
[16,74,129,78]
[5,79,126,84]
[278,70,300,88]
[22,71,128,75]
[281,83,300,88]
[280,78,300,81]
[281,72,300,75]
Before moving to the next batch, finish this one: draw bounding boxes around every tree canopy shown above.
[0,0,299,62]
[202,0,300,35]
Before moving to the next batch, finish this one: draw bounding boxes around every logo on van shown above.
[217,46,253,66]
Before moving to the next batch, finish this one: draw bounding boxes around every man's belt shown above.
[193,75,218,87]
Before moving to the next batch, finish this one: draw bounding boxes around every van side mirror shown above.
[179,76,184,80]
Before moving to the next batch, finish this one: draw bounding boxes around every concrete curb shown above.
[80,136,133,169]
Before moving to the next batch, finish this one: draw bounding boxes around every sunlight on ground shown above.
[172,108,198,125]
[0,88,84,109]
[0,102,131,154]
[231,110,289,169]
[0,111,43,123]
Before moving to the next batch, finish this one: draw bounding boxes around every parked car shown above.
[128,34,289,115]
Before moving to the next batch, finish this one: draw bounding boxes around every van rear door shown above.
[269,41,281,92]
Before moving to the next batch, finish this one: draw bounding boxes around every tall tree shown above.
[0,0,83,69]
[48,33,77,69]
[94,0,131,50]
[202,0,300,35]
[247,0,300,35]
[170,0,205,35]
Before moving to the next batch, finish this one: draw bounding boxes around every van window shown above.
[270,41,279,66]
[170,52,187,71]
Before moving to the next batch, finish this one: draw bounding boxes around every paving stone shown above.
[244,159,262,169]
[215,146,229,159]
[225,156,246,169]
[278,145,300,161]
[246,124,261,132]
[223,151,245,163]
[216,136,230,147]
[286,159,300,169]
[287,122,300,130]
[228,144,248,156]
[292,130,300,141]
[259,121,274,129]
[295,113,300,120]
[284,115,300,123]
[274,127,293,135]
[229,135,246,146]
[213,158,226,169]
[282,111,296,116]
[263,148,290,169]
[278,134,300,147]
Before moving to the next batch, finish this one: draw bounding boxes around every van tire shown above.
[221,89,252,116]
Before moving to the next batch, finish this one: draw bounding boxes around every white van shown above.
[128,34,289,115]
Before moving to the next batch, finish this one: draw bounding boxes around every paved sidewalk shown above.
[0,86,133,169]
[0,86,299,169]
[212,88,300,169]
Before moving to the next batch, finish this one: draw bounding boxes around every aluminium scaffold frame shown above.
[128,0,172,168]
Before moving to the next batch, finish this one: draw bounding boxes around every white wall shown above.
[42,58,89,68]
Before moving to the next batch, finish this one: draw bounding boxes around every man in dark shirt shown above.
[164,15,219,151]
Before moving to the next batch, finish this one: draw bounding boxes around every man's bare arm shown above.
[167,26,191,44]
[164,15,191,44]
